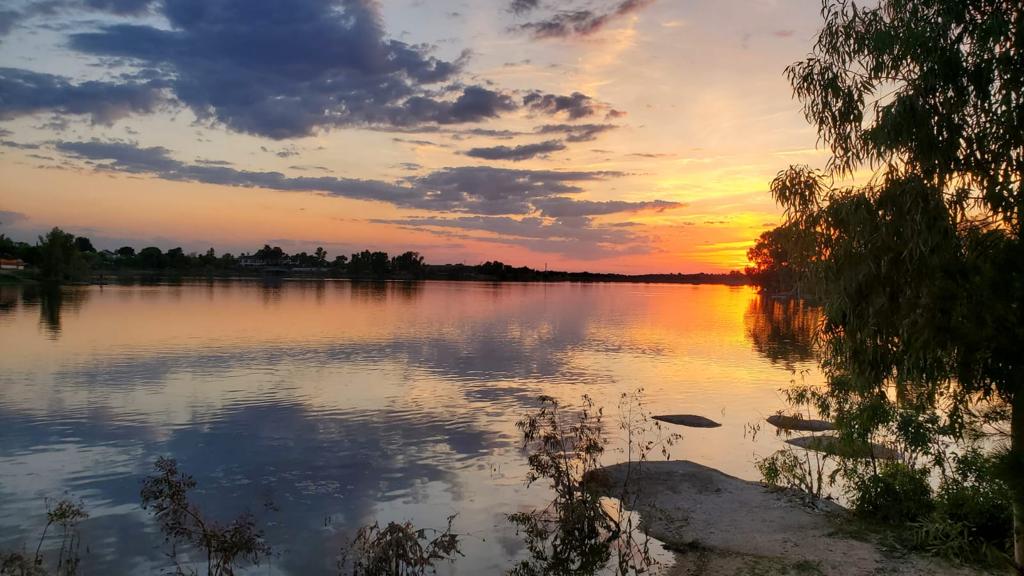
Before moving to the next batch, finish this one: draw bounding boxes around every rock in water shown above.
[766,414,835,432]
[785,435,901,460]
[652,414,721,428]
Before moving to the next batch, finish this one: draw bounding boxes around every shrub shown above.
[846,462,933,525]
[916,449,1013,562]
[755,448,835,501]
[337,515,462,576]
[0,498,88,576]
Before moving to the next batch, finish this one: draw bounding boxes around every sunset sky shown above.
[0,0,829,273]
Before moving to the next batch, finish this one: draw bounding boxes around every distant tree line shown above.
[0,227,748,286]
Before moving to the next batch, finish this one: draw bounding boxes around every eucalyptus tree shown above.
[770,0,1023,567]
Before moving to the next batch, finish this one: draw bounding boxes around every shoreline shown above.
[595,460,990,576]
[2,270,751,288]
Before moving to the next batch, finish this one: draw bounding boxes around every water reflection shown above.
[743,295,821,370]
[0,281,822,575]
[0,286,18,315]
[8,285,93,338]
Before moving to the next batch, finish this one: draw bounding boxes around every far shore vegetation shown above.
[0,228,747,287]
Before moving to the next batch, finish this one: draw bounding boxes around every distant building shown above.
[238,255,265,268]
[0,258,25,270]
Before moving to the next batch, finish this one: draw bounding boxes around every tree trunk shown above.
[1013,390,1024,573]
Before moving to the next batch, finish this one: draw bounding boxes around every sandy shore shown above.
[595,460,993,576]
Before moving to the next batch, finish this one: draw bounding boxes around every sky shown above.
[0,0,830,274]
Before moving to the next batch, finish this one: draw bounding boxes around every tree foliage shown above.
[770,0,1023,567]
[745,223,817,296]
[37,229,89,283]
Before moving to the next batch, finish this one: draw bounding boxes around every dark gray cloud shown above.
[194,157,233,166]
[0,0,157,40]
[392,137,445,147]
[261,144,299,158]
[0,9,20,37]
[55,0,521,138]
[0,68,167,125]
[81,0,155,13]
[406,165,622,215]
[2,0,622,140]
[0,210,29,226]
[53,140,625,216]
[288,164,330,172]
[464,139,565,161]
[508,0,541,14]
[0,139,42,149]
[460,127,522,139]
[535,123,617,142]
[524,91,606,119]
[532,197,682,218]
[55,139,425,204]
[515,0,655,39]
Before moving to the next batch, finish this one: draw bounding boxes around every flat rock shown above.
[652,414,721,428]
[784,434,901,460]
[767,414,835,432]
[593,460,981,576]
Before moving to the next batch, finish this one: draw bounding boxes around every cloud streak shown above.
[532,197,683,218]
[513,0,655,39]
[464,139,565,161]
[53,140,646,217]
[535,123,617,142]
[379,215,658,259]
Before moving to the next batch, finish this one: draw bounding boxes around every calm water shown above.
[0,281,822,574]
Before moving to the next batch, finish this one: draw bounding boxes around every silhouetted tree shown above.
[744,223,815,297]
[73,236,95,253]
[0,233,38,265]
[37,228,88,283]
[165,247,188,269]
[115,246,136,258]
[773,0,1024,565]
[137,246,165,269]
[391,251,424,277]
[254,245,286,265]
[349,250,390,277]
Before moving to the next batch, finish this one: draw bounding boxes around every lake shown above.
[0,280,823,574]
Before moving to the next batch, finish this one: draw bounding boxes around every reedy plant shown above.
[140,457,272,576]
[337,515,462,576]
[508,390,680,576]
